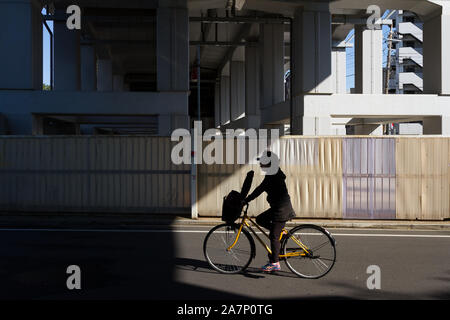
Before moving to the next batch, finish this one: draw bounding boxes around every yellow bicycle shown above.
[203,204,336,279]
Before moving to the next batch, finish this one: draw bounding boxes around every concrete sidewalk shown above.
[0,213,449,231]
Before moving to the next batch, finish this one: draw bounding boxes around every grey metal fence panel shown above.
[0,136,190,214]
[343,138,396,219]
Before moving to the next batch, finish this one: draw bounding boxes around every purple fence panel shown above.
[343,138,396,219]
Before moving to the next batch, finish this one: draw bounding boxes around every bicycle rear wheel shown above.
[203,223,254,274]
[282,224,336,279]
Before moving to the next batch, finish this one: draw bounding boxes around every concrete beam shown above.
[0,91,189,135]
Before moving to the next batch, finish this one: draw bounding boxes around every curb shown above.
[0,214,449,231]
[176,218,450,231]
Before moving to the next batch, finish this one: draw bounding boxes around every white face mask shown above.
[259,155,279,176]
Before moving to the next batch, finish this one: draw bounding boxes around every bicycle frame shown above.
[226,206,311,258]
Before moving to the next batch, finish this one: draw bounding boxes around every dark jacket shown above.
[245,168,296,222]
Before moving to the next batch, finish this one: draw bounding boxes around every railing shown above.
[398,47,423,67]
[399,72,423,91]
[398,22,423,42]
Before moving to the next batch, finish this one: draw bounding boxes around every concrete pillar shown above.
[354,25,383,94]
[156,2,189,92]
[423,116,450,135]
[261,24,285,108]
[81,45,97,91]
[302,116,332,135]
[214,82,221,128]
[291,5,332,134]
[292,7,332,94]
[443,117,450,135]
[54,11,81,91]
[0,0,42,90]
[331,117,351,135]
[159,114,190,136]
[331,42,347,93]
[32,115,44,135]
[113,75,124,92]
[230,47,245,122]
[158,115,171,136]
[245,45,261,128]
[97,60,113,91]
[423,4,450,95]
[220,74,231,125]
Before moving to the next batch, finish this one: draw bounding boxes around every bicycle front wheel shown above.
[203,223,254,274]
[282,224,336,279]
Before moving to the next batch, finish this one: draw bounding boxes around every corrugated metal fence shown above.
[197,136,449,221]
[0,136,190,213]
[0,136,448,220]
[197,137,343,218]
[396,137,449,220]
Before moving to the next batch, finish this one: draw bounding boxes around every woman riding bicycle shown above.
[244,150,296,272]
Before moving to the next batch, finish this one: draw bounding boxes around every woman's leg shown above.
[256,209,286,264]
[269,221,286,263]
[256,209,275,262]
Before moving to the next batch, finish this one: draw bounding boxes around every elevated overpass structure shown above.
[0,0,449,136]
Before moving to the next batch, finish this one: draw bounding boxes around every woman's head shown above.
[257,150,279,175]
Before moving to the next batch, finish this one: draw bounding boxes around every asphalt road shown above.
[0,225,449,300]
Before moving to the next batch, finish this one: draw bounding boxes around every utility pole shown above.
[385,24,393,94]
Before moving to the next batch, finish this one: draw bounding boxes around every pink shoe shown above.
[261,262,281,272]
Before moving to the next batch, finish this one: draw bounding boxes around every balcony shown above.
[399,72,423,91]
[398,22,423,42]
[398,47,423,67]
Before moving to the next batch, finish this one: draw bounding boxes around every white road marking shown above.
[0,228,449,238]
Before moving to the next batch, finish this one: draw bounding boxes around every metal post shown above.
[191,46,202,220]
[289,17,294,135]
[197,45,201,122]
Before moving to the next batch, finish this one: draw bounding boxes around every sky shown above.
[42,8,52,86]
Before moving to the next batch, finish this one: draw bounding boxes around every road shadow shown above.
[317,279,450,300]
[1,222,447,300]
[0,218,246,300]
[175,257,302,280]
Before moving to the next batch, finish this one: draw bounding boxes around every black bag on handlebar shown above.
[221,170,254,223]
[221,190,243,223]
